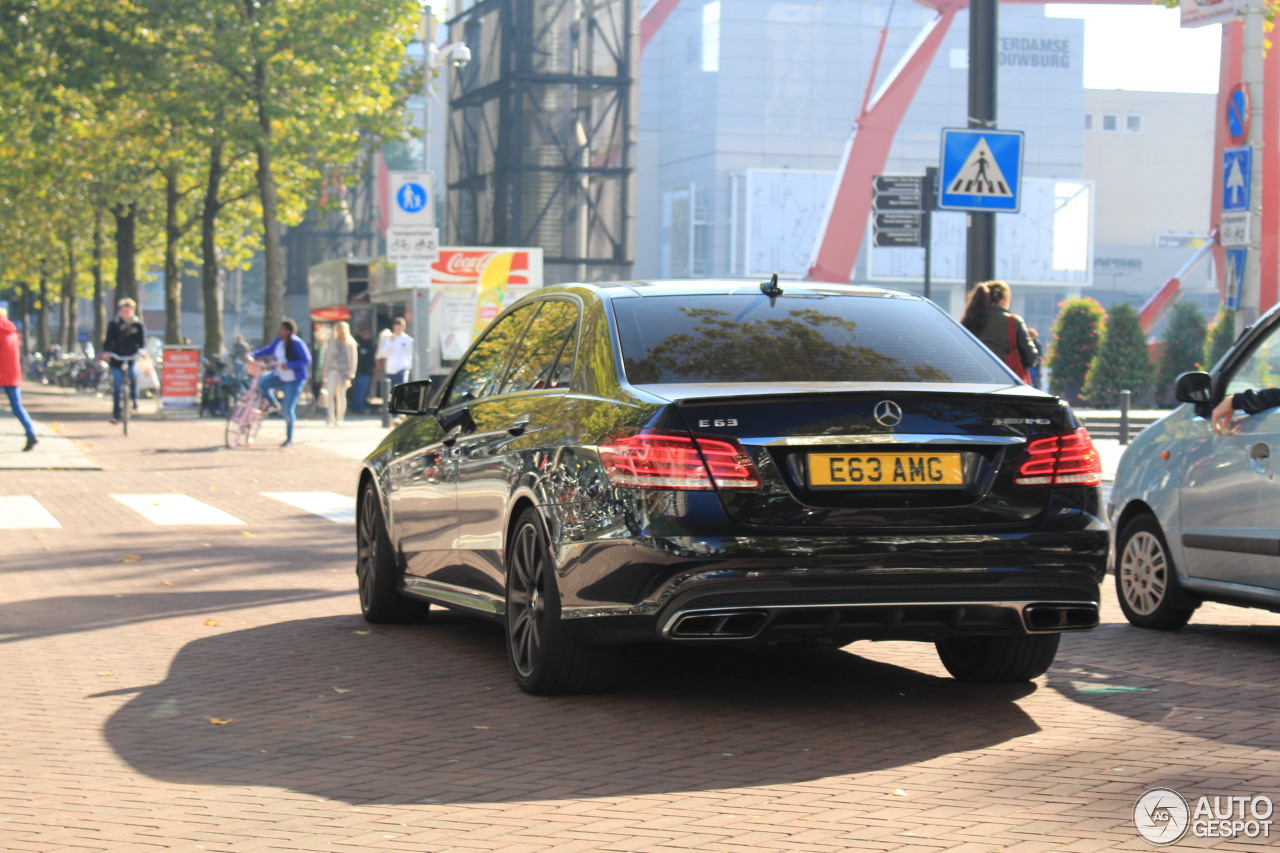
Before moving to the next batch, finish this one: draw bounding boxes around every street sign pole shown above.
[924,166,937,301]
[966,0,998,290]
[1239,2,1265,333]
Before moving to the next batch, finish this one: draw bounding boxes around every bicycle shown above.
[102,351,142,436]
[225,360,274,449]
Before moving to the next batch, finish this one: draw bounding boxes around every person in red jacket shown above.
[0,305,37,451]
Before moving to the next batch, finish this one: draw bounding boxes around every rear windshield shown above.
[612,293,1011,385]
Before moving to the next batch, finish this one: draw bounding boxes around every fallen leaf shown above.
[115,555,142,563]
[199,543,212,548]
[353,630,371,636]
[159,580,174,587]
[892,789,908,797]
[471,725,491,730]
[241,531,256,538]
[207,718,234,725]
[98,671,113,677]
[204,619,221,627]
[333,688,351,694]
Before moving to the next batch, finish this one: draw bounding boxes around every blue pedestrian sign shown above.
[1223,146,1251,213]
[1225,247,1247,310]
[938,128,1024,213]
[396,182,428,214]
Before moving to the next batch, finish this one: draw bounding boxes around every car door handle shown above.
[442,424,463,446]
[507,417,532,436]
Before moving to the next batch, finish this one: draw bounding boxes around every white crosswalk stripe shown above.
[0,495,62,529]
[110,494,245,526]
[261,491,355,524]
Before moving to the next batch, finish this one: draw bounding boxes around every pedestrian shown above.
[99,297,147,424]
[1211,387,1280,434]
[959,280,1039,384]
[350,326,375,414]
[250,319,312,448]
[1026,327,1043,389]
[0,305,38,451]
[375,316,414,389]
[230,333,250,360]
[322,321,358,425]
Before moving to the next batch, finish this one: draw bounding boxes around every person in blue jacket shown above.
[250,319,312,447]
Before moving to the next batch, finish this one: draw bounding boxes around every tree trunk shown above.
[36,265,49,355]
[62,240,79,352]
[92,209,107,351]
[163,167,183,344]
[201,139,227,358]
[112,201,138,304]
[254,56,284,342]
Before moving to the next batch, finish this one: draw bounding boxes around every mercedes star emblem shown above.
[873,399,903,428]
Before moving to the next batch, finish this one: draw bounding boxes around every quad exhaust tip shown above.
[1023,603,1099,632]
[669,610,770,639]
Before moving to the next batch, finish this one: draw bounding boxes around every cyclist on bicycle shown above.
[250,318,312,448]
[99,297,146,425]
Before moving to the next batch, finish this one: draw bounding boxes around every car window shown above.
[442,304,538,407]
[1224,323,1280,398]
[612,293,1011,384]
[500,300,579,394]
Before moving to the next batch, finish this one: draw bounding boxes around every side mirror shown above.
[1174,371,1214,405]
[390,379,435,415]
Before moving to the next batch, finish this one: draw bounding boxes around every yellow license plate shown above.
[807,452,963,488]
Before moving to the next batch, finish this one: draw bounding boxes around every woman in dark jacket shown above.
[959,280,1039,382]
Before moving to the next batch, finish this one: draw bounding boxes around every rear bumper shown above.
[556,529,1108,645]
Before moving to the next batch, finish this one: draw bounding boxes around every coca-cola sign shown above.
[441,252,491,275]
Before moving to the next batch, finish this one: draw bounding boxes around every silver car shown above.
[1110,304,1280,629]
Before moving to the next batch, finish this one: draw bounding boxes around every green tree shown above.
[1204,308,1237,370]
[1048,298,1105,403]
[1155,301,1207,406]
[1084,303,1154,407]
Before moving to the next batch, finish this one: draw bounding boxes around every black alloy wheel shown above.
[505,507,617,695]
[935,633,1061,682]
[356,482,430,624]
[1115,514,1197,630]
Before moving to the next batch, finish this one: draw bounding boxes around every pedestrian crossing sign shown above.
[937,128,1024,213]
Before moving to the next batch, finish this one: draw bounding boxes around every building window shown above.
[701,1,721,73]
[1101,114,1118,132]
[1126,114,1142,133]
[1083,113,1093,131]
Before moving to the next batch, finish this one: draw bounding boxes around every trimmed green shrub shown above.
[1084,302,1153,407]
[1048,298,1105,404]
[1203,308,1236,371]
[1155,301,1207,406]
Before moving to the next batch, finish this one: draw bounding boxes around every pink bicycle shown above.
[224,360,273,448]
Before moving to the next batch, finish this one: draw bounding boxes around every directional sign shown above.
[938,128,1024,213]
[1223,146,1251,213]
[1227,83,1250,145]
[389,171,435,226]
[387,225,440,264]
[873,175,925,211]
[1225,247,1247,310]
[873,212,924,247]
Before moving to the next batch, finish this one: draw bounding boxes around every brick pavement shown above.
[1,391,1278,852]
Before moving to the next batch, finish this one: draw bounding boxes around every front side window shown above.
[1225,324,1280,399]
[442,304,538,407]
[612,293,1011,385]
[500,300,579,393]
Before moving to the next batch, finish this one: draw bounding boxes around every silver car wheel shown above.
[1119,529,1168,617]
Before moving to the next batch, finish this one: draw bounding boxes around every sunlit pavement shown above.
[2,391,1277,852]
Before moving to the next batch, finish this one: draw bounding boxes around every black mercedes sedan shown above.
[356,281,1107,694]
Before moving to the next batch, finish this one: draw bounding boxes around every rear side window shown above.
[500,300,579,393]
[612,293,1010,384]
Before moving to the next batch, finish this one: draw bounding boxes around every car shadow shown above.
[1050,620,1280,752]
[102,611,1039,804]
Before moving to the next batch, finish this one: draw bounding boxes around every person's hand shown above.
[1211,396,1238,435]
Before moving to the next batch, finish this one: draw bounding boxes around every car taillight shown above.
[1015,428,1102,487]
[598,430,761,490]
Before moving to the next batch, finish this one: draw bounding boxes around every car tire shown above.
[935,634,1060,682]
[1115,514,1196,631]
[505,507,617,695]
[356,482,431,624]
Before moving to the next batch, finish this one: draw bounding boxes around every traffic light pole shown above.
[924,166,937,301]
[966,0,997,290]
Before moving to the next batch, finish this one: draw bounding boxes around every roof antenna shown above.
[760,273,783,301]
